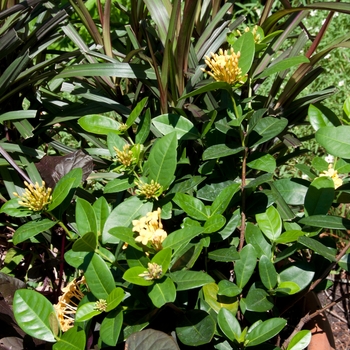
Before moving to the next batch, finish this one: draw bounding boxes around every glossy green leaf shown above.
[245,223,272,258]
[152,114,200,140]
[259,255,277,290]
[108,227,143,251]
[126,97,148,128]
[170,270,214,291]
[162,226,203,251]
[53,326,86,350]
[208,247,240,262]
[75,302,101,322]
[315,126,350,159]
[100,308,123,346]
[126,246,150,268]
[85,253,115,299]
[64,250,89,269]
[72,231,97,252]
[104,176,134,193]
[257,56,309,78]
[102,196,152,244]
[335,158,350,173]
[245,287,274,312]
[217,280,242,297]
[276,281,301,295]
[173,193,208,220]
[13,289,56,342]
[217,308,241,342]
[148,131,178,189]
[75,198,97,236]
[152,248,172,274]
[93,196,110,236]
[136,108,151,144]
[274,230,305,244]
[148,276,176,308]
[0,110,36,123]
[343,96,350,117]
[298,236,336,262]
[123,266,154,286]
[13,219,57,245]
[247,153,276,173]
[176,310,216,346]
[78,115,120,135]
[279,262,315,292]
[299,215,350,230]
[274,179,309,205]
[249,117,288,147]
[256,206,282,241]
[203,144,245,160]
[0,198,33,217]
[203,214,226,233]
[308,104,340,131]
[48,178,76,212]
[203,283,239,314]
[210,183,240,216]
[286,330,311,350]
[234,244,257,289]
[245,318,286,347]
[304,177,334,216]
[106,288,125,312]
[232,32,255,76]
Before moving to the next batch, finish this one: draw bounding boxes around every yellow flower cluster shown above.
[133,208,167,250]
[139,262,163,281]
[319,164,343,189]
[53,277,87,332]
[13,181,52,211]
[135,179,162,200]
[237,25,261,43]
[94,299,108,312]
[114,144,136,167]
[202,48,244,85]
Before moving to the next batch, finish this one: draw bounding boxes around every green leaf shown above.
[203,214,226,233]
[93,196,110,236]
[259,255,277,290]
[173,193,208,220]
[247,152,276,173]
[75,302,101,322]
[85,253,115,299]
[176,310,216,346]
[170,270,214,291]
[0,110,37,123]
[100,308,123,346]
[108,227,143,251]
[64,250,89,269]
[13,219,57,245]
[208,247,240,262]
[126,97,148,128]
[75,198,97,236]
[245,287,274,312]
[148,276,176,308]
[78,115,120,135]
[308,104,340,131]
[104,176,134,193]
[152,114,200,140]
[245,318,286,347]
[256,56,309,79]
[234,244,257,289]
[298,236,336,262]
[299,215,350,230]
[13,289,56,342]
[286,330,311,350]
[217,308,241,342]
[136,108,151,144]
[48,178,76,212]
[249,117,288,147]
[256,206,282,241]
[202,144,244,160]
[274,179,309,205]
[106,288,125,312]
[316,126,350,159]
[245,222,272,258]
[217,280,242,297]
[210,183,240,216]
[72,231,97,252]
[279,262,315,293]
[53,326,86,350]
[102,196,152,244]
[276,281,301,295]
[304,177,334,216]
[0,198,33,217]
[123,266,154,286]
[232,32,255,76]
[152,248,172,274]
[148,132,178,189]
[274,230,305,244]
[162,226,203,251]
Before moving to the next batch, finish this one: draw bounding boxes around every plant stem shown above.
[239,146,248,252]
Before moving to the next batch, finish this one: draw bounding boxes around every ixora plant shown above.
[2,1,350,349]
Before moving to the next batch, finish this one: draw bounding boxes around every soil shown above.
[317,274,350,350]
